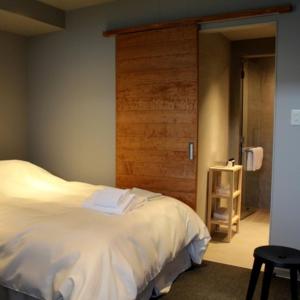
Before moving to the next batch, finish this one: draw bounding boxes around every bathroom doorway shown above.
[240,56,275,219]
[199,22,277,268]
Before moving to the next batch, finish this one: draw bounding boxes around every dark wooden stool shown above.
[246,245,300,300]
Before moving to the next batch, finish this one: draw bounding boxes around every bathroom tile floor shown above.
[204,209,270,269]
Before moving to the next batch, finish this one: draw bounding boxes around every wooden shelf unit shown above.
[207,165,243,242]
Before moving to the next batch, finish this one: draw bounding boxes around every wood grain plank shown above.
[117,111,197,124]
[117,40,197,61]
[117,123,196,138]
[118,81,197,103]
[118,53,196,73]
[117,68,197,88]
[117,161,196,179]
[117,26,197,48]
[117,137,197,152]
[117,175,196,193]
[117,94,197,112]
[117,149,189,163]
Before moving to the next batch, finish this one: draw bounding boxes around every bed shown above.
[0,160,210,300]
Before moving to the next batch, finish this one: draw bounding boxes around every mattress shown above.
[0,160,210,300]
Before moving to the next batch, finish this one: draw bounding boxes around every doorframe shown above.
[198,17,278,244]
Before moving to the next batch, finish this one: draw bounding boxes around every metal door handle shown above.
[188,142,194,160]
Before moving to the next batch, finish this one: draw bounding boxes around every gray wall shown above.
[243,57,275,210]
[28,12,116,185]
[0,30,28,160]
[197,33,230,220]
[28,0,300,249]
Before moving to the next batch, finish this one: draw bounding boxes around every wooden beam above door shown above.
[103,4,292,37]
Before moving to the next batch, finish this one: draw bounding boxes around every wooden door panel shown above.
[117,123,195,138]
[118,54,196,73]
[117,149,189,163]
[116,26,197,47]
[117,175,196,193]
[117,161,196,179]
[117,111,197,124]
[117,94,197,112]
[117,137,197,152]
[118,82,197,102]
[116,25,198,209]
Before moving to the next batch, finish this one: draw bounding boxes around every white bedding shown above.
[0,160,210,300]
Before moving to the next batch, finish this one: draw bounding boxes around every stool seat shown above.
[255,245,300,268]
[247,245,300,300]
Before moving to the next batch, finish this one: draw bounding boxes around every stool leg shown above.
[290,267,298,300]
[260,263,274,300]
[246,258,263,300]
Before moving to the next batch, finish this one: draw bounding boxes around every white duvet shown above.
[0,160,210,300]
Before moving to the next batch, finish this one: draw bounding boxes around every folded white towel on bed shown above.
[130,187,162,200]
[88,187,130,208]
[83,187,146,214]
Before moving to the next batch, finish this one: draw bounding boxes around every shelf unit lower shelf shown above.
[210,215,240,226]
[211,190,241,199]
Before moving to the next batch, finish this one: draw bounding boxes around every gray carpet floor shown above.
[156,260,299,300]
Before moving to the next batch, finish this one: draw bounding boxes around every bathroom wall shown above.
[243,57,275,209]
[197,33,230,220]
[229,38,275,162]
[229,38,275,212]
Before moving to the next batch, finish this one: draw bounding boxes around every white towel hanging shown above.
[243,147,264,171]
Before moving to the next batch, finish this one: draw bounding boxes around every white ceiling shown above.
[37,0,115,11]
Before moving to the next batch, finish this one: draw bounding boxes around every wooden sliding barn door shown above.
[116,25,198,209]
